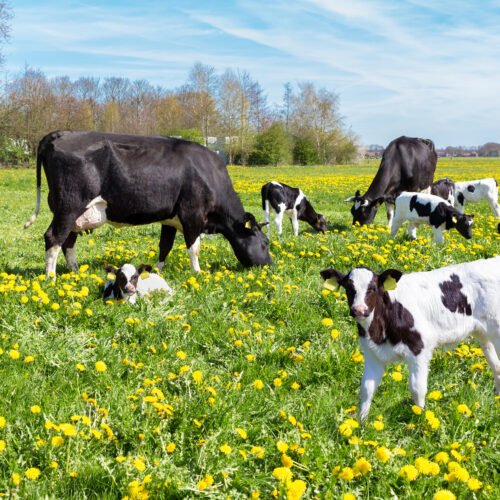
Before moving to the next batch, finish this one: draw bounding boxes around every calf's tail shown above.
[23,148,42,229]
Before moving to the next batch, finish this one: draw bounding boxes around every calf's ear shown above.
[378,269,403,291]
[320,269,345,291]
[138,264,153,275]
[104,265,118,274]
[257,221,269,229]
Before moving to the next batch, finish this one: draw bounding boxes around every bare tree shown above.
[0,1,11,65]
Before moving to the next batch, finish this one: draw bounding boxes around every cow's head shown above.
[313,214,328,232]
[231,212,273,267]
[447,212,474,239]
[320,267,403,323]
[104,263,152,298]
[345,190,384,225]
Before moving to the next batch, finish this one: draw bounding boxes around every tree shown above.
[0,1,11,65]
[249,122,291,166]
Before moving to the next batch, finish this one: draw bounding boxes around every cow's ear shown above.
[320,269,345,291]
[344,195,356,202]
[244,212,257,229]
[372,197,385,207]
[138,264,152,275]
[257,221,269,229]
[378,269,403,291]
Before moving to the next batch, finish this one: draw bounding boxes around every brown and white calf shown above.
[103,264,172,304]
[390,191,474,243]
[454,178,500,217]
[261,182,327,237]
[321,257,500,420]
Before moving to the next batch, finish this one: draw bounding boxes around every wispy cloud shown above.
[4,0,500,145]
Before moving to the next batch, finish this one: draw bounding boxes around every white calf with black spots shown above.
[454,178,500,217]
[321,257,500,420]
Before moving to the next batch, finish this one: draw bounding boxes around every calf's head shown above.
[320,267,403,322]
[314,214,328,232]
[448,212,474,239]
[104,263,152,298]
[231,212,273,268]
[345,191,384,225]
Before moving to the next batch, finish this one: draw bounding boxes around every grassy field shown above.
[0,158,498,499]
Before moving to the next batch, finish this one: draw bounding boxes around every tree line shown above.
[0,63,358,166]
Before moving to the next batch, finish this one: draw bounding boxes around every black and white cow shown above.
[261,182,327,236]
[390,192,474,243]
[346,136,437,226]
[24,131,272,276]
[321,257,500,420]
[454,178,500,217]
[103,263,172,304]
[431,177,455,205]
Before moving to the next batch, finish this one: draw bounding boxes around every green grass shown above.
[0,159,499,499]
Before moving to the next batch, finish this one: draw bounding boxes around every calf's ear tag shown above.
[245,220,252,229]
[383,276,397,291]
[452,215,458,223]
[107,273,116,281]
[140,271,150,280]
[323,278,339,291]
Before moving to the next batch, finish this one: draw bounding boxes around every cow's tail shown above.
[23,147,43,229]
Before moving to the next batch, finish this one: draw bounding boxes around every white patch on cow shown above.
[64,246,78,271]
[73,196,108,232]
[45,245,61,277]
[354,200,361,210]
[385,202,395,227]
[274,202,286,235]
[270,181,282,187]
[294,190,305,209]
[454,178,500,217]
[188,236,201,272]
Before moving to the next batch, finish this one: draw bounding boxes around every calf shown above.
[261,182,327,236]
[321,257,500,420]
[103,264,172,304]
[390,192,474,244]
[431,177,455,205]
[454,178,500,217]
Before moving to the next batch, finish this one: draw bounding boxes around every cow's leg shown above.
[389,217,402,239]
[157,225,177,271]
[44,214,79,277]
[432,226,444,244]
[385,202,395,227]
[408,355,430,408]
[407,222,418,240]
[476,335,500,394]
[62,232,79,271]
[359,350,385,421]
[487,194,500,217]
[290,209,299,236]
[264,200,271,235]
[274,203,286,235]
[187,236,201,272]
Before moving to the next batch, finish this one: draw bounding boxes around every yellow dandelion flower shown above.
[253,379,264,390]
[338,467,354,481]
[166,443,176,453]
[235,428,248,440]
[467,477,482,491]
[427,390,443,400]
[95,361,107,372]
[25,468,41,480]
[411,405,423,415]
[51,436,65,447]
[281,453,293,468]
[30,405,41,414]
[9,349,20,360]
[219,443,232,455]
[321,318,334,328]
[373,421,384,431]
[376,446,392,463]
[277,440,288,453]
[0,416,5,428]
[399,464,418,481]
[272,466,293,483]
[433,490,456,500]
[353,457,372,475]
[11,472,21,486]
[287,479,307,500]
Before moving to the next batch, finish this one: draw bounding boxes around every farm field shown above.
[0,158,499,499]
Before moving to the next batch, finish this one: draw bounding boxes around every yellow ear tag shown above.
[452,215,458,223]
[245,220,252,229]
[383,276,397,291]
[323,278,339,291]
[140,272,150,280]
[107,273,116,281]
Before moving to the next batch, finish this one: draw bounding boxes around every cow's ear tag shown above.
[140,271,150,280]
[245,220,252,229]
[107,272,116,281]
[323,278,339,291]
[452,215,458,223]
[383,276,397,291]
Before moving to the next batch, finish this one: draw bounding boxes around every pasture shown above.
[0,158,498,499]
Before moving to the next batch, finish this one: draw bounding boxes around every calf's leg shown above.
[263,200,271,235]
[408,355,431,408]
[359,350,385,421]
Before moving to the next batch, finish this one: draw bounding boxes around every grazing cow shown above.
[431,177,455,205]
[390,192,474,244]
[103,264,172,304]
[261,182,327,236]
[454,178,500,217]
[24,131,272,276]
[346,136,437,226]
[320,257,500,420]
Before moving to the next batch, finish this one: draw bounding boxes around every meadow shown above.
[0,158,498,499]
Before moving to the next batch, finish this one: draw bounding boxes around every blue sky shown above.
[5,0,500,147]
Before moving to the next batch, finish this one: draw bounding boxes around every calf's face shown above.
[320,267,403,321]
[314,214,328,232]
[452,214,474,239]
[105,263,152,298]
[346,191,384,226]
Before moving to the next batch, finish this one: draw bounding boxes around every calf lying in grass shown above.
[321,257,500,420]
[104,264,173,304]
[390,191,474,243]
